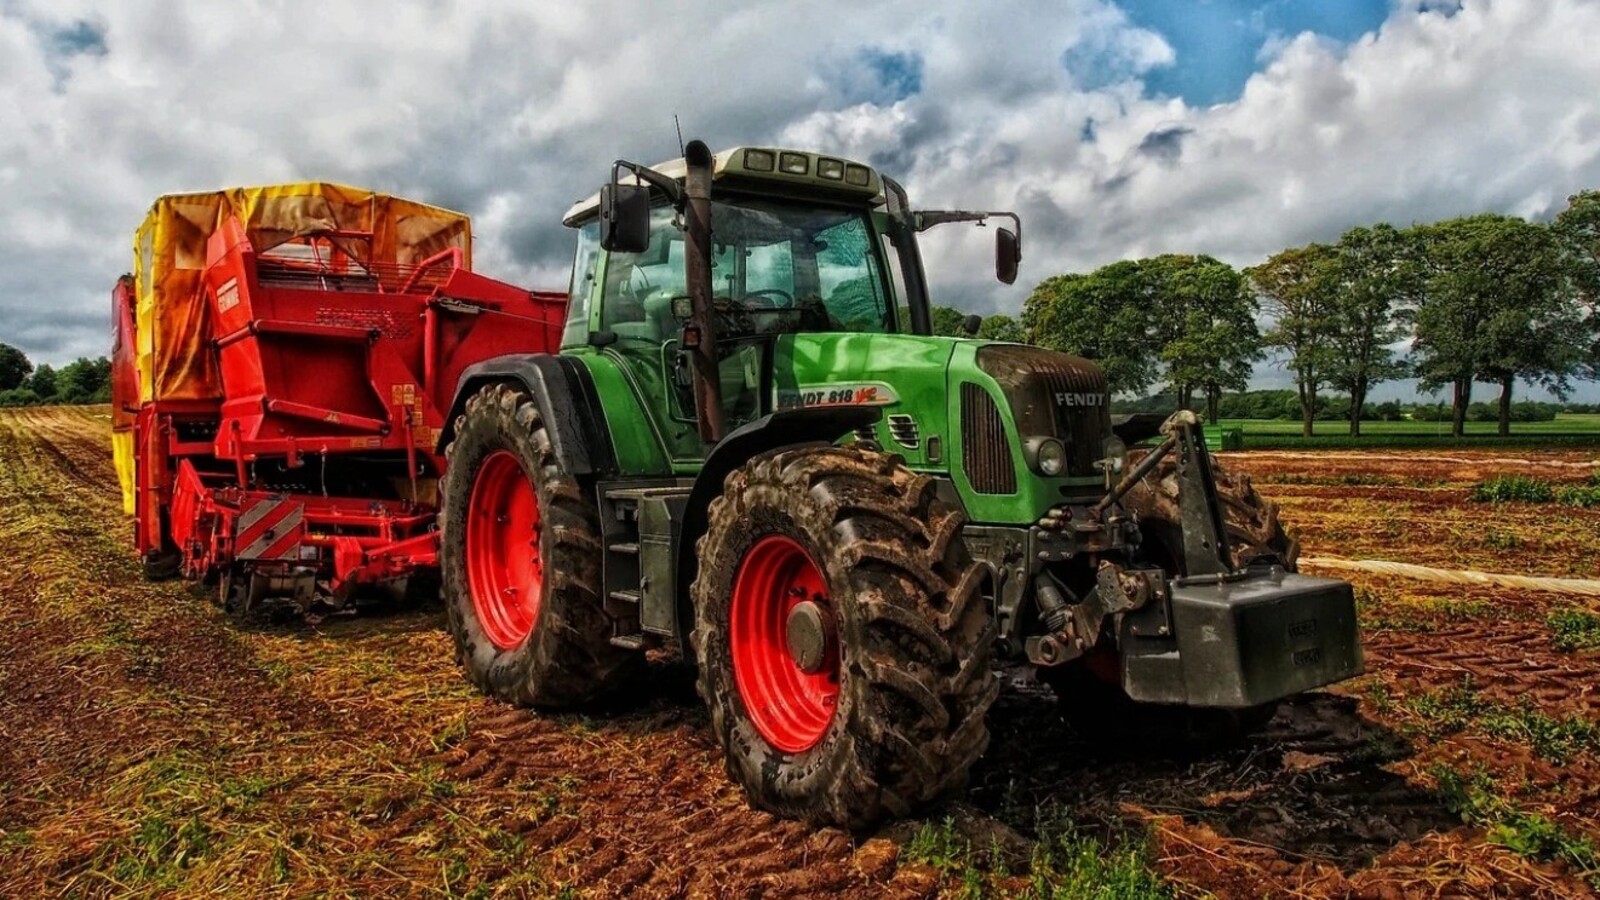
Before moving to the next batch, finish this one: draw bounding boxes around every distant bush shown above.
[1472,474,1600,506]
[1472,476,1557,503]
[1548,608,1600,653]
[0,388,41,408]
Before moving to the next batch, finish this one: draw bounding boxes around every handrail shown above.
[399,247,464,295]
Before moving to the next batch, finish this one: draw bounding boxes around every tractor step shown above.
[608,634,649,650]
[604,486,691,501]
[609,541,639,555]
[608,589,641,605]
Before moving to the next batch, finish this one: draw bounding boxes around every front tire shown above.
[440,383,640,708]
[691,445,998,829]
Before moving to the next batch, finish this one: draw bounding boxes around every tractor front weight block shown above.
[1119,569,1364,708]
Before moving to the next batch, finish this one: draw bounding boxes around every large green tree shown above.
[1414,215,1588,436]
[1553,190,1600,379]
[28,364,57,400]
[1024,255,1260,419]
[1152,255,1261,422]
[1325,224,1418,436]
[976,314,1025,343]
[1246,243,1339,437]
[1023,264,1163,396]
[929,305,972,337]
[0,343,31,391]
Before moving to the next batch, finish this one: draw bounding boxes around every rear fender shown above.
[437,354,615,476]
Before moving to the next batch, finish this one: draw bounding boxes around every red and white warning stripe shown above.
[234,497,304,560]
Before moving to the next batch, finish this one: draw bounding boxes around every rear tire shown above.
[440,383,640,708]
[692,445,998,829]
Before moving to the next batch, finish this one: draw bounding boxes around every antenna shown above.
[674,114,685,157]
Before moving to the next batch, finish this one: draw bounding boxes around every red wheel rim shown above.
[730,535,840,753]
[465,450,542,650]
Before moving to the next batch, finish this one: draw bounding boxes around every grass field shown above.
[1217,413,1600,436]
[3,407,1600,897]
[1211,414,1600,450]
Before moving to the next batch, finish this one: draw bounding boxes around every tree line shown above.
[947,191,1600,438]
[0,343,113,407]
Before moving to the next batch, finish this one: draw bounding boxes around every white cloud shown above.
[1,0,1597,401]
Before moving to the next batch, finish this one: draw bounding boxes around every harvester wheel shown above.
[141,548,182,581]
[691,445,998,829]
[440,383,641,708]
[1046,454,1294,747]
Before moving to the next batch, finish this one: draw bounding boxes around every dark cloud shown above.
[1135,126,1191,163]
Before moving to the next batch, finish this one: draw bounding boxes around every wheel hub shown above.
[463,449,542,651]
[785,599,834,674]
[729,535,841,753]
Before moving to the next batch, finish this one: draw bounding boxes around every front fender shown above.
[437,354,615,476]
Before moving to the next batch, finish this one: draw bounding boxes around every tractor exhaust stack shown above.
[682,140,725,444]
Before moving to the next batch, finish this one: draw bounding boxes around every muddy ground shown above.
[1,406,1597,897]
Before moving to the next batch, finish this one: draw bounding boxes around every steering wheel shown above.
[622,265,655,298]
[740,288,796,309]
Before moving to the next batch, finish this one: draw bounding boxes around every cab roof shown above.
[562,146,885,226]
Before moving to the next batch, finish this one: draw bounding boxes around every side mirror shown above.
[962,314,982,336]
[600,183,651,253]
[996,227,1021,285]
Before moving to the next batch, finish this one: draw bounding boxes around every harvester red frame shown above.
[114,185,563,606]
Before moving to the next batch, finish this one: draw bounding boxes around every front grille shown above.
[961,383,1016,494]
[887,414,919,449]
[975,345,1109,477]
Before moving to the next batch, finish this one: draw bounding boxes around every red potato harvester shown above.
[112,184,564,614]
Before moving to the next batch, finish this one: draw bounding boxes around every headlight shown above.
[1101,436,1127,474]
[1025,437,1067,476]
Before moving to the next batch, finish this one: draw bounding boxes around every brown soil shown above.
[1,409,1596,897]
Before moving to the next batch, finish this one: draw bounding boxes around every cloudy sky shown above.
[4,0,1598,399]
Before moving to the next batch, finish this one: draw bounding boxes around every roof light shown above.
[744,148,775,172]
[779,152,809,175]
[817,158,844,180]
[844,164,871,186]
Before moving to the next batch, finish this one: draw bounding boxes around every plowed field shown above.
[2,406,1598,897]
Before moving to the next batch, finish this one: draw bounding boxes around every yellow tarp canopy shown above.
[131,183,474,403]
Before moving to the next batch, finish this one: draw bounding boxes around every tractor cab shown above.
[558,145,1020,464]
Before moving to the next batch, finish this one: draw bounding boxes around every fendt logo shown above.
[1054,391,1104,407]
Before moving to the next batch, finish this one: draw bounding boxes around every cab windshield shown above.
[599,198,897,342]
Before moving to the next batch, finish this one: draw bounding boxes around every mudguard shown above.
[438,354,615,476]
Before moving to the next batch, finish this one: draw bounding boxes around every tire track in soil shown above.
[425,681,892,898]
[0,408,383,893]
[0,408,913,898]
[4,409,1594,897]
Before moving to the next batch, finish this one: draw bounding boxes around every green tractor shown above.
[436,140,1363,828]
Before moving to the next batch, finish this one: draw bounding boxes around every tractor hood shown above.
[769,334,1113,524]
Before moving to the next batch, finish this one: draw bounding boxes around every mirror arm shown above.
[610,160,685,209]
[914,210,1023,252]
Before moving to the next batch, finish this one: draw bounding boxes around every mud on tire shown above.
[440,383,641,707]
[1122,452,1300,571]
[691,445,998,829]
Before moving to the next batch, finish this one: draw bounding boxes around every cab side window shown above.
[562,222,601,348]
